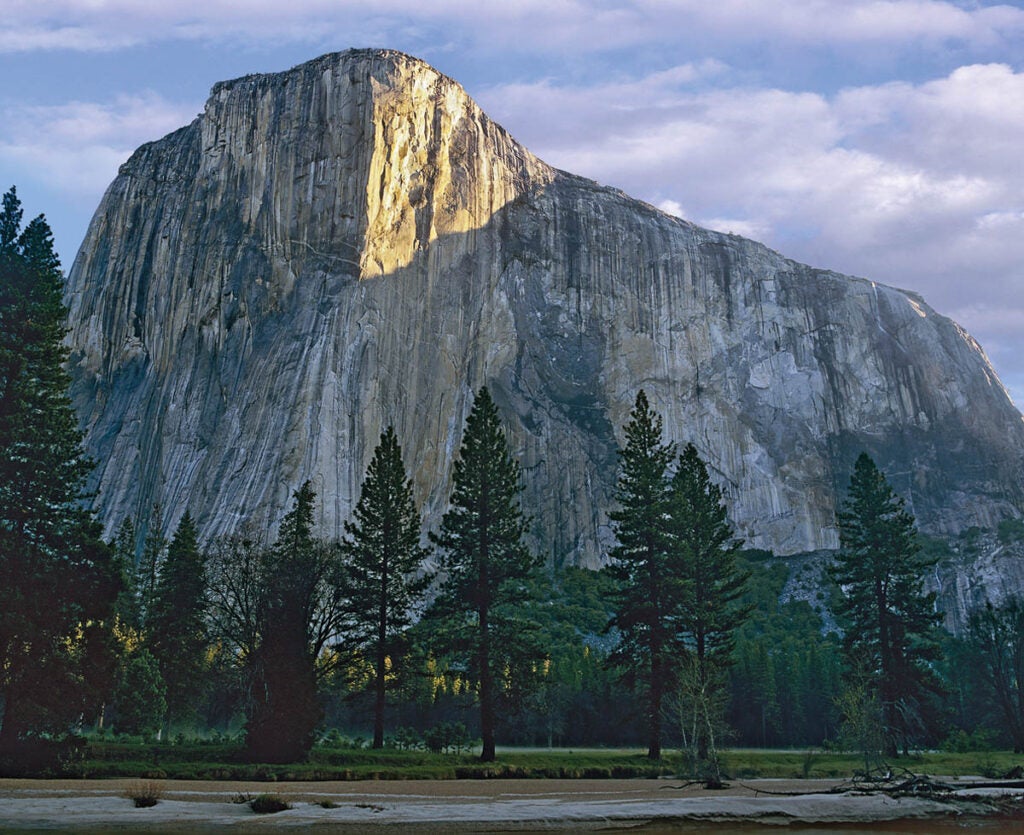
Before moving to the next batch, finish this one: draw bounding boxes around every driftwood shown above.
[837,767,957,797]
[840,764,1024,797]
[661,779,732,791]
[664,762,1024,810]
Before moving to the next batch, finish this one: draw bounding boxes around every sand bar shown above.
[0,777,1020,831]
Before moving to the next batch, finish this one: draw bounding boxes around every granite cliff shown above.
[66,50,1024,604]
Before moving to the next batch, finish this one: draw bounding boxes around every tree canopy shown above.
[246,482,332,762]
[962,598,1024,752]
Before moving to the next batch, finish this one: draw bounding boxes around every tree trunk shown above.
[373,590,387,749]
[648,654,662,760]
[373,651,386,749]
[479,602,496,762]
[696,637,708,762]
[0,690,21,754]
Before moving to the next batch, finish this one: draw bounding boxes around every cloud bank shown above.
[2,1,1023,54]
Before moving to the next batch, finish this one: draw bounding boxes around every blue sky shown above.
[1,1,1022,406]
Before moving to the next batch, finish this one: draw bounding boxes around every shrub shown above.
[944,728,997,753]
[123,780,164,808]
[250,794,291,814]
[389,726,422,751]
[801,749,818,778]
[422,721,472,754]
[0,736,85,778]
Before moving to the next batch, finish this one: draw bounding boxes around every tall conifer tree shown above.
[341,426,431,748]
[148,512,208,728]
[668,443,749,772]
[669,445,748,664]
[832,453,941,756]
[0,187,121,752]
[606,390,679,760]
[135,505,166,627]
[428,387,542,762]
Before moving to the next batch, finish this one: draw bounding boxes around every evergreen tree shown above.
[246,483,343,762]
[112,648,166,738]
[148,512,207,728]
[668,444,749,774]
[428,387,543,762]
[135,505,166,627]
[109,517,142,631]
[340,426,431,748]
[0,187,121,753]
[832,453,941,756]
[605,390,680,760]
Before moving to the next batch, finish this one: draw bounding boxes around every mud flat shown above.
[1,777,1022,831]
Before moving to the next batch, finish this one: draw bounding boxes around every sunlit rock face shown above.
[66,48,1024,569]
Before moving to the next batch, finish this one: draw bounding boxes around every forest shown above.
[3,187,1024,779]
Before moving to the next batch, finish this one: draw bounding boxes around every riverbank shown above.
[2,777,1022,831]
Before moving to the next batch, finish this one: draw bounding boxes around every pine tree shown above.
[135,505,166,627]
[428,387,542,762]
[605,390,680,760]
[112,648,167,738]
[109,517,142,631]
[832,453,941,757]
[668,443,749,770]
[0,187,121,753]
[148,512,208,728]
[340,426,431,748]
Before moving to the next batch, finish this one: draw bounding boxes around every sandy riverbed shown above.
[0,776,1021,831]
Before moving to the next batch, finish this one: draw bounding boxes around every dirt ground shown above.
[0,776,1018,831]
[0,775,843,800]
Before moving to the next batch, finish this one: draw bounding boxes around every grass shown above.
[59,742,1024,782]
[122,779,165,807]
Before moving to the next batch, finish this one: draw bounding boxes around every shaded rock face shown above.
[67,49,1024,569]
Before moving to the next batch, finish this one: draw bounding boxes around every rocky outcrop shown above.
[66,49,1024,570]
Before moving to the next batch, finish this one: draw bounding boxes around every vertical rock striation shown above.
[67,49,1024,569]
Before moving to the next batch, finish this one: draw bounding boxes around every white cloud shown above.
[0,25,140,52]
[0,94,200,193]
[657,199,687,219]
[1,0,1021,53]
[703,217,773,240]
[676,0,1021,43]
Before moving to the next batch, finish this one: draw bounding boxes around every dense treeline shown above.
[4,188,1024,773]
